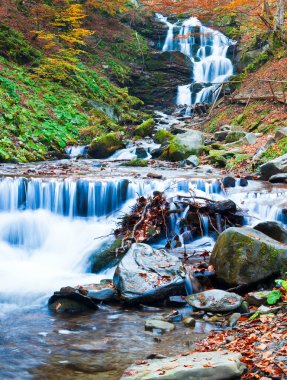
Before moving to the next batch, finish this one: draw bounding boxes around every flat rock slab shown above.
[113,243,185,303]
[121,351,245,380]
[186,289,243,312]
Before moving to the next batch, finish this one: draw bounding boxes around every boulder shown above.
[175,130,204,155]
[242,132,257,145]
[48,286,98,313]
[275,127,287,142]
[186,155,199,167]
[212,200,237,213]
[222,176,236,188]
[186,289,242,312]
[113,243,185,303]
[260,153,287,180]
[91,239,125,273]
[134,119,155,138]
[253,221,287,244]
[121,351,245,380]
[210,227,287,286]
[88,132,125,159]
[269,173,287,184]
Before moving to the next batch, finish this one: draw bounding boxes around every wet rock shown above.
[275,127,287,142]
[253,221,287,244]
[147,172,163,179]
[135,147,148,159]
[134,119,155,138]
[48,286,98,313]
[239,178,248,187]
[113,243,185,303]
[91,239,125,273]
[182,317,196,327]
[210,227,287,286]
[222,176,236,188]
[186,155,199,167]
[88,132,125,159]
[82,283,118,302]
[145,319,175,332]
[269,173,287,184]
[260,153,287,180]
[239,301,250,314]
[212,199,237,213]
[246,291,271,306]
[186,289,242,313]
[121,351,245,380]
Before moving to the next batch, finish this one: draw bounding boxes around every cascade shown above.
[0,176,286,312]
[65,145,87,158]
[156,13,236,107]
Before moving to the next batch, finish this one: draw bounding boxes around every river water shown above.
[0,162,287,379]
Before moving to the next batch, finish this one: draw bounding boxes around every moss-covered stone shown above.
[225,131,246,143]
[154,129,174,144]
[210,227,287,286]
[88,132,125,159]
[159,140,191,162]
[123,159,148,167]
[133,118,155,138]
[91,239,125,273]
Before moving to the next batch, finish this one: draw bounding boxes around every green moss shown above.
[154,129,174,144]
[261,137,287,162]
[226,154,252,170]
[134,118,155,138]
[225,131,246,143]
[123,159,148,167]
[88,132,125,159]
[160,140,191,162]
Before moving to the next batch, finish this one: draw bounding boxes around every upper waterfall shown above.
[156,13,236,108]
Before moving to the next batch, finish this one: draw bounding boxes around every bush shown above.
[0,24,41,64]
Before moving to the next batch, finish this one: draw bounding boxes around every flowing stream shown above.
[156,14,236,109]
[0,172,287,379]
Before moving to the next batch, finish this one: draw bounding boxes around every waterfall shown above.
[65,145,87,158]
[0,176,286,311]
[156,13,236,107]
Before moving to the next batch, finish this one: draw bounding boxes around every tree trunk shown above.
[274,0,286,31]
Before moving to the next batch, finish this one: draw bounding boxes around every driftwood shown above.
[115,191,245,251]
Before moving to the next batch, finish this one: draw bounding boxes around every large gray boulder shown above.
[113,243,185,303]
[174,130,204,155]
[186,289,242,312]
[121,351,245,380]
[260,153,287,180]
[210,227,287,286]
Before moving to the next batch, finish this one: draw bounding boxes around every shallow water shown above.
[0,304,212,380]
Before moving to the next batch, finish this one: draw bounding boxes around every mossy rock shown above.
[88,132,125,159]
[211,142,224,150]
[123,159,148,167]
[159,141,191,162]
[210,227,287,286]
[91,239,125,273]
[225,131,246,143]
[208,155,227,168]
[154,129,174,144]
[133,118,155,138]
